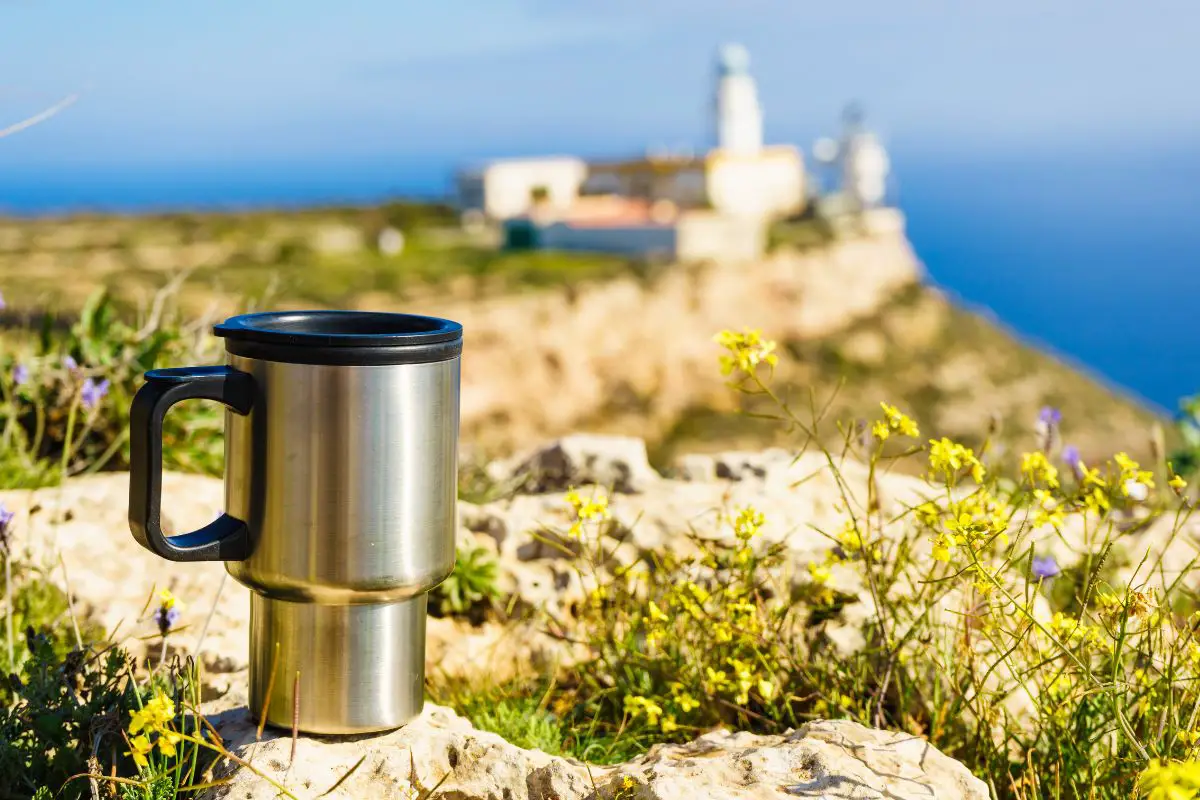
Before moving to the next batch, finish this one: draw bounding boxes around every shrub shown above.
[0,514,293,799]
[430,543,501,622]
[471,327,1200,798]
[1,288,225,488]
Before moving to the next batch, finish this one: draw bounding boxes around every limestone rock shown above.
[711,448,794,482]
[617,720,988,799]
[675,453,717,482]
[510,433,662,494]
[199,701,601,800]
[199,697,985,800]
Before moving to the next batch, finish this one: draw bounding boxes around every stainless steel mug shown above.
[128,310,462,734]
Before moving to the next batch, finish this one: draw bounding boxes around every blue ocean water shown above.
[899,144,1200,414]
[2,144,1198,412]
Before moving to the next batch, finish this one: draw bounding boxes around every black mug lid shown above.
[214,311,463,366]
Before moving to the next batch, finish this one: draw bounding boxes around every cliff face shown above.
[408,227,924,454]
[0,208,1163,465]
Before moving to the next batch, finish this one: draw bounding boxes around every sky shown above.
[2,0,1199,172]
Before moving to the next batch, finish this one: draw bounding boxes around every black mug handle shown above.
[129,365,255,562]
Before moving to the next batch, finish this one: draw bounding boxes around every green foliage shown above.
[442,683,566,755]
[444,332,1200,798]
[543,497,802,752]
[430,544,500,620]
[0,288,225,488]
[767,215,836,252]
[120,774,177,800]
[1171,395,1200,478]
[0,630,139,799]
[0,567,105,705]
[0,565,282,799]
[434,679,644,764]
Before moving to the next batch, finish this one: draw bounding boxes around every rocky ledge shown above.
[202,688,987,799]
[0,433,1053,799]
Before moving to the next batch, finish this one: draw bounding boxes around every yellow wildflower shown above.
[1080,463,1107,489]
[758,679,776,700]
[660,715,678,733]
[945,510,991,545]
[1048,611,1106,651]
[564,486,611,539]
[837,521,866,554]
[1020,451,1060,489]
[127,734,154,769]
[1083,487,1111,516]
[1137,758,1200,800]
[1170,472,1188,494]
[915,501,940,528]
[1032,489,1065,530]
[704,667,729,692]
[713,329,779,376]
[872,402,919,443]
[928,438,986,483]
[128,692,175,737]
[807,561,832,584]
[156,730,181,758]
[623,695,663,726]
[1115,452,1156,493]
[675,693,700,713]
[647,601,669,624]
[931,533,953,563]
[732,506,764,540]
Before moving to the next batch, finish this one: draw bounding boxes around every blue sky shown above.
[2,0,1198,170]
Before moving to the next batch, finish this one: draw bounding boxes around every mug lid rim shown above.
[214,310,463,348]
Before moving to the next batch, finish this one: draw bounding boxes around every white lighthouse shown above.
[839,105,890,210]
[713,43,763,156]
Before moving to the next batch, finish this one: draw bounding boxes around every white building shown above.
[455,156,587,221]
[706,146,804,219]
[839,108,891,210]
[504,196,765,263]
[812,105,894,217]
[454,43,813,257]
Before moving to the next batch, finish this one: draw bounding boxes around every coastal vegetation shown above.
[2,220,1200,797]
[0,205,642,317]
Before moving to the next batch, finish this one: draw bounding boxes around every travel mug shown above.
[129,310,462,734]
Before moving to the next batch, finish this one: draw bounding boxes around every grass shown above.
[429,679,647,764]
[0,204,643,317]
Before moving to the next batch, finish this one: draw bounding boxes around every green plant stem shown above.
[3,546,12,675]
[60,392,80,480]
[173,731,300,799]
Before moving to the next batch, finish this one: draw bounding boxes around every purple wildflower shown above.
[80,377,110,410]
[1061,444,1084,481]
[1035,406,1061,452]
[1031,555,1060,580]
[62,355,78,372]
[1038,407,1062,427]
[0,502,14,550]
[11,363,29,386]
[153,604,181,635]
[1061,444,1081,468]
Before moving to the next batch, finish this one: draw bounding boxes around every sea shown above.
[2,142,1198,416]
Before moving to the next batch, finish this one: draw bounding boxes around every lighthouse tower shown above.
[839,104,890,210]
[713,43,763,156]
